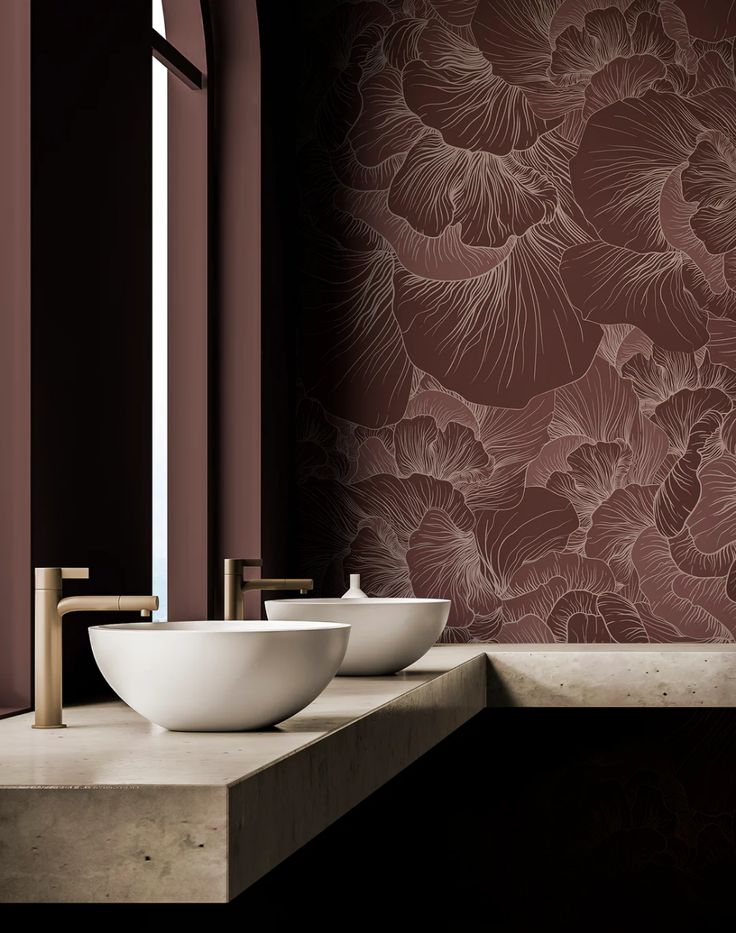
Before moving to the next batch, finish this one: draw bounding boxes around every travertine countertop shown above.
[3,642,736,904]
[0,646,487,903]
[0,645,485,788]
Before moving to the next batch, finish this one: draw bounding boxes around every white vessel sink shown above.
[265,598,450,675]
[89,620,350,731]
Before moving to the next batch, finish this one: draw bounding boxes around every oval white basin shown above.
[265,599,450,675]
[89,620,350,731]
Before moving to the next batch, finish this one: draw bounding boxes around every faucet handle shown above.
[35,567,90,589]
[61,567,90,580]
[224,558,263,576]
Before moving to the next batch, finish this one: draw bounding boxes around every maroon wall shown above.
[209,0,262,619]
[283,0,736,643]
[163,0,211,621]
[0,1,31,712]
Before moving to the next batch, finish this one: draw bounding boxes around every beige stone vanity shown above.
[1,644,736,903]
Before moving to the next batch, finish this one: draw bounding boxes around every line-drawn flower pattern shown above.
[296,0,736,642]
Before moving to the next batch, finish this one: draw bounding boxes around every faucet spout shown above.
[241,578,313,594]
[33,568,158,730]
[57,595,159,617]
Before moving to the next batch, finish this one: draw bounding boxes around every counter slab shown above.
[0,648,486,902]
[3,643,736,903]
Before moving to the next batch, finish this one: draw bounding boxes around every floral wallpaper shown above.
[295,0,736,643]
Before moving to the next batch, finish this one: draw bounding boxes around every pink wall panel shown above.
[210,0,262,619]
[164,0,211,620]
[0,1,30,709]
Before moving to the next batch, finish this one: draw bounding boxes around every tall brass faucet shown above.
[33,567,159,729]
[224,559,313,621]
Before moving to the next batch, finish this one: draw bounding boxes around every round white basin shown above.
[89,620,350,731]
[265,598,450,675]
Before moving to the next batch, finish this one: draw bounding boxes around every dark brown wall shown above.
[263,1,736,643]
[31,2,151,700]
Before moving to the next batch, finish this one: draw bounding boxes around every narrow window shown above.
[152,0,167,620]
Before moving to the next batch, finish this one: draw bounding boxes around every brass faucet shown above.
[224,559,313,620]
[33,567,159,729]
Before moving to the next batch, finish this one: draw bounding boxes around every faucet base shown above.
[32,723,66,729]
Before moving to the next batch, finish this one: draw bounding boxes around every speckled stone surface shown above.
[484,644,736,708]
[3,644,736,903]
[1,787,227,903]
[0,648,486,903]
